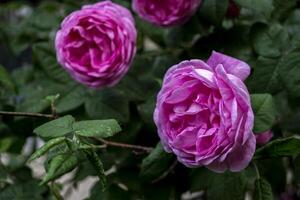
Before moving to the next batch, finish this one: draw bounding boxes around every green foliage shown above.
[250,23,288,58]
[284,9,300,45]
[74,119,121,138]
[41,153,79,185]
[55,85,87,113]
[28,137,66,161]
[0,180,48,200]
[140,143,174,181]
[251,94,276,133]
[83,149,106,190]
[34,115,75,138]
[278,48,300,98]
[254,178,274,200]
[34,116,121,138]
[247,57,282,94]
[235,0,274,20]
[0,65,15,91]
[190,168,250,200]
[85,89,130,123]
[32,42,72,84]
[255,137,300,159]
[198,0,229,26]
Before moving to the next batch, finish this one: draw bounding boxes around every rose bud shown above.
[255,130,273,145]
[132,0,202,27]
[55,1,137,88]
[154,51,255,172]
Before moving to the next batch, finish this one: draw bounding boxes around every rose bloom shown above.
[154,51,256,172]
[255,130,273,145]
[55,1,137,88]
[132,0,202,27]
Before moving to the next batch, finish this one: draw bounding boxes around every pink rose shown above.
[255,130,273,145]
[132,0,202,27]
[154,51,256,172]
[55,1,137,88]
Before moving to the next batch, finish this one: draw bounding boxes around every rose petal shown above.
[207,51,251,81]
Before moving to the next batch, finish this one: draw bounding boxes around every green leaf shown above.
[73,119,121,138]
[164,16,210,49]
[29,137,66,161]
[32,42,72,84]
[190,168,248,200]
[278,48,300,98]
[0,137,14,153]
[0,65,15,91]
[137,95,156,129]
[247,57,282,94]
[272,0,297,21]
[85,89,130,123]
[56,85,87,113]
[199,0,229,26]
[151,56,178,78]
[136,18,165,46]
[284,10,300,46]
[235,0,274,20]
[89,183,132,200]
[11,65,34,87]
[0,180,47,200]
[33,115,75,138]
[251,94,276,133]
[16,79,65,113]
[254,178,274,200]
[255,136,300,159]
[140,143,174,181]
[257,158,286,193]
[41,153,78,184]
[116,76,145,102]
[250,23,289,58]
[83,149,106,191]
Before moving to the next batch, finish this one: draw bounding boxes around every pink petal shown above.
[207,51,251,81]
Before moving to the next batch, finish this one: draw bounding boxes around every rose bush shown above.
[154,51,255,172]
[55,1,137,88]
[132,0,202,26]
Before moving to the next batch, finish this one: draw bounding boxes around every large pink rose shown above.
[55,1,137,88]
[154,51,256,172]
[132,0,202,27]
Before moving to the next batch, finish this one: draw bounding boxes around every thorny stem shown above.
[94,137,154,153]
[0,111,55,119]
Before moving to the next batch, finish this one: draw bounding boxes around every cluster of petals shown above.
[154,51,256,172]
[55,1,137,88]
[132,0,202,26]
